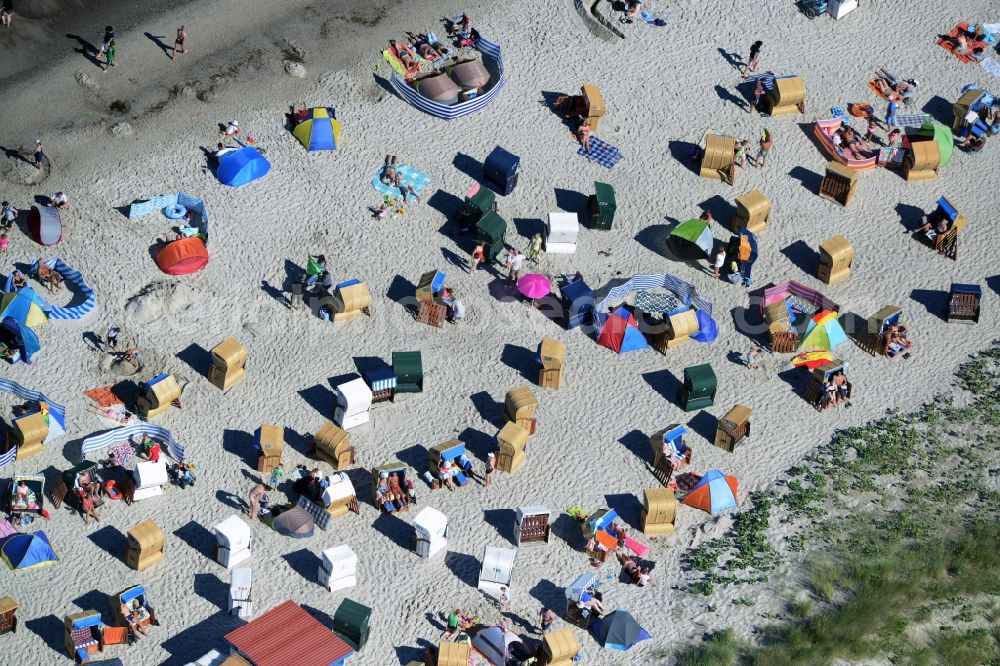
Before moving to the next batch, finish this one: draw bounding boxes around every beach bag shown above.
[738,236,752,261]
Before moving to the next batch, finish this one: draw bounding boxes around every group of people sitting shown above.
[379,155,421,202]
[831,123,875,160]
[883,322,912,359]
[958,100,1000,151]
[388,27,458,73]
[939,23,992,62]
[437,454,474,490]
[11,479,39,511]
[817,371,851,410]
[375,469,414,512]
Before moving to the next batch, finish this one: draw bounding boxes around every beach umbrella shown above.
[517,274,551,299]
[450,59,490,88]
[667,220,713,260]
[590,610,651,651]
[799,310,849,352]
[272,507,315,538]
[682,469,738,515]
[918,121,953,167]
[791,350,833,369]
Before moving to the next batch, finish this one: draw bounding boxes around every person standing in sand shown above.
[171,25,187,60]
[485,452,495,487]
[1,1,13,28]
[33,139,46,170]
[741,40,762,78]
[100,38,117,71]
[755,129,772,168]
[470,241,485,273]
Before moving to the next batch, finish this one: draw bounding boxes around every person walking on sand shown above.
[884,97,898,130]
[247,482,271,520]
[0,232,8,253]
[485,452,495,487]
[82,490,100,526]
[100,38,117,71]
[506,248,525,283]
[1,200,17,228]
[97,25,116,58]
[104,324,120,351]
[734,139,750,168]
[470,241,485,273]
[741,40,762,78]
[756,129,772,168]
[33,139,46,170]
[170,25,187,60]
[1,1,13,28]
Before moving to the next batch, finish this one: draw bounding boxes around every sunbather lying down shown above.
[407,32,450,60]
[939,32,986,61]
[874,69,916,99]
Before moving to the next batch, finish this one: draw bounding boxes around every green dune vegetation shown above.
[673,341,1000,665]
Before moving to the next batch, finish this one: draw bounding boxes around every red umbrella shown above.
[517,274,551,299]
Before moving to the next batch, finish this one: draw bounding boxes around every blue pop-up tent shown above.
[218,146,271,187]
[1,531,59,570]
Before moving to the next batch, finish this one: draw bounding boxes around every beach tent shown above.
[691,310,718,343]
[450,59,490,89]
[27,206,63,246]
[682,469,738,515]
[0,289,47,329]
[156,237,209,275]
[292,107,341,152]
[1,531,58,570]
[667,220,713,260]
[416,73,460,105]
[0,317,41,365]
[217,146,271,187]
[918,121,953,167]
[272,507,315,538]
[799,310,848,352]
[596,307,648,353]
[590,610,651,651]
[472,626,526,666]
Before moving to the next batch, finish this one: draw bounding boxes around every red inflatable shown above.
[156,237,208,275]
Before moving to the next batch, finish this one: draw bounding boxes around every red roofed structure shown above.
[225,600,355,666]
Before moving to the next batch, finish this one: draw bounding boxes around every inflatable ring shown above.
[163,204,187,220]
[105,479,122,500]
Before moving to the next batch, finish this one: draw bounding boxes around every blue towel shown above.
[578,137,623,169]
[372,163,430,198]
[890,113,932,127]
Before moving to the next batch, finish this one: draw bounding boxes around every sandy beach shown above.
[1,0,998,663]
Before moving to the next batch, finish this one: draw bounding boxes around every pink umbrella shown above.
[517,274,551,299]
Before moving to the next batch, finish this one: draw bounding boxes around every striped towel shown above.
[578,137,623,169]
[371,163,430,198]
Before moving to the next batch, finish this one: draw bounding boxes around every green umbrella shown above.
[919,122,952,167]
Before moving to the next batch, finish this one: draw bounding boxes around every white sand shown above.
[1,0,998,663]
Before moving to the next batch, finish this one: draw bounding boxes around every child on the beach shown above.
[0,232,8,253]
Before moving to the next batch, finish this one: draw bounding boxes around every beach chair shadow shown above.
[686,411,717,443]
[174,520,217,559]
[298,384,337,417]
[282,548,321,582]
[529,579,563,610]
[456,427,495,465]
[554,188,589,216]
[386,274,419,318]
[87,525,126,562]
[372,71,399,99]
[550,513,586,549]
[641,369,682,405]
[699,194,736,223]
[371,512,412,551]
[453,153,482,182]
[176,342,211,377]
[777,367,808,400]
[605,493,643,531]
[469,391,502,425]
[986,275,1000,297]
[909,288,949,321]
[160,615,246,666]
[444,550,480,588]
[921,95,952,126]
[25,615,67,658]
[894,202,925,232]
[667,140,701,174]
[540,91,583,132]
[483,508,515,544]
[500,343,537,382]
[617,429,649,463]
[788,165,823,195]
[427,188,466,224]
[395,443,427,473]
[222,428,258,469]
[780,240,817,277]
[193,572,227,607]
[513,217,544,240]
[634,224,672,259]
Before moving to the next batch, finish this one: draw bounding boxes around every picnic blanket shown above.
[624,535,651,557]
[578,137,623,169]
[891,113,933,128]
[84,386,123,409]
[634,290,681,314]
[982,57,1000,79]
[371,164,430,198]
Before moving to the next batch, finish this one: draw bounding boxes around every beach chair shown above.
[953,89,986,134]
[0,597,17,636]
[858,306,906,357]
[816,235,853,285]
[641,488,677,536]
[948,284,981,324]
[587,181,616,230]
[125,519,164,572]
[902,139,940,182]
[713,405,752,452]
[135,374,181,419]
[255,424,284,473]
[207,337,247,392]
[678,364,717,411]
[332,280,372,322]
[64,611,105,662]
[699,133,736,185]
[540,628,580,666]
[109,586,157,632]
[504,386,538,433]
[818,162,858,206]
[496,422,528,473]
[926,197,966,260]
[514,506,551,545]
[537,338,565,389]
[761,75,805,116]
[803,361,851,410]
[730,190,770,233]
[649,424,691,485]
[312,421,354,470]
[5,411,47,460]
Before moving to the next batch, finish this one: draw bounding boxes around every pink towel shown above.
[624,535,650,557]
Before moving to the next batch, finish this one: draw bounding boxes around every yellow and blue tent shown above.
[1,530,59,570]
[1,288,48,329]
[292,107,341,152]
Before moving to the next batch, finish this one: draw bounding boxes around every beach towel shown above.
[382,49,409,76]
[578,137,623,169]
[891,113,933,127]
[624,535,651,557]
[936,23,987,64]
[981,57,1000,79]
[84,386,123,409]
[371,163,430,198]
